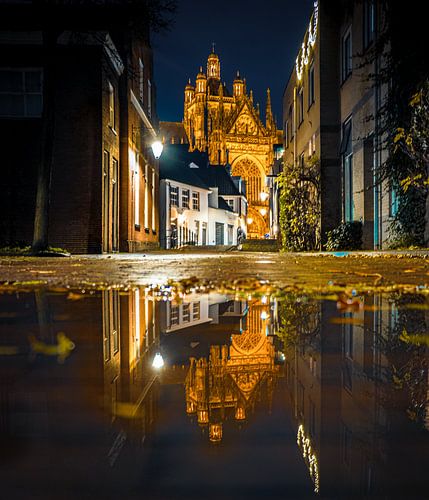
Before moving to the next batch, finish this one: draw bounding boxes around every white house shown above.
[159,145,246,249]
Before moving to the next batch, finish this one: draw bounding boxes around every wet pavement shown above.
[0,284,428,499]
[1,251,429,293]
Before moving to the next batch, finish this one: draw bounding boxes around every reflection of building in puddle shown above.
[185,301,279,443]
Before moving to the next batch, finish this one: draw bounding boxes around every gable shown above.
[226,101,265,137]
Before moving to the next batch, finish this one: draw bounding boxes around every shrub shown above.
[325,221,363,251]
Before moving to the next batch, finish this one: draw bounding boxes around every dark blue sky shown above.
[153,0,314,125]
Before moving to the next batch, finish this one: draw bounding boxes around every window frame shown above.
[182,188,190,209]
[308,62,315,108]
[0,67,43,118]
[341,27,353,82]
[192,191,200,211]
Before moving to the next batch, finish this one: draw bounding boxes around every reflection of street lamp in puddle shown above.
[260,311,269,320]
[177,213,186,225]
[152,352,164,370]
[260,191,269,202]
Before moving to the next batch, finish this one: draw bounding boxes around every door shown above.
[102,151,120,253]
[215,222,224,245]
[111,158,119,252]
[102,151,110,252]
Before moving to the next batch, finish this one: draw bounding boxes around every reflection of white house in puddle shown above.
[160,293,247,334]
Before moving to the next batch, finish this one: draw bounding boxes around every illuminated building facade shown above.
[161,50,283,239]
[283,0,393,248]
[0,3,160,253]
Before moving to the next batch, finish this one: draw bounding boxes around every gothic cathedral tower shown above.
[162,48,282,238]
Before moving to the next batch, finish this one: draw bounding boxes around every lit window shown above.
[108,81,115,129]
[342,28,352,81]
[170,185,179,206]
[133,153,140,228]
[182,189,190,208]
[0,68,43,117]
[192,191,200,211]
[192,302,200,321]
[152,169,156,231]
[170,305,179,326]
[182,304,190,322]
[144,164,149,229]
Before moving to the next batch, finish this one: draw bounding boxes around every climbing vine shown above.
[276,156,320,251]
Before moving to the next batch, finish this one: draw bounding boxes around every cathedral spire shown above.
[265,88,275,131]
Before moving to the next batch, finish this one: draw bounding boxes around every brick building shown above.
[283,0,393,248]
[0,2,161,253]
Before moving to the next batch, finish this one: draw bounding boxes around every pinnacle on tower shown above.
[266,88,275,130]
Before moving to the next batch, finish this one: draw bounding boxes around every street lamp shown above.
[260,191,268,202]
[152,352,164,369]
[151,140,164,159]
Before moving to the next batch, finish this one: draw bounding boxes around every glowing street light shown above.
[151,140,164,159]
[152,352,164,369]
[259,208,267,217]
[260,191,268,202]
[247,217,253,225]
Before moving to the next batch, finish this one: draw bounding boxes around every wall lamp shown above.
[132,125,164,159]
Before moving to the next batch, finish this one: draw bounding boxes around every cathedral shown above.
[160,49,282,238]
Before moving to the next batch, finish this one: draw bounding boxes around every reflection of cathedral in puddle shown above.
[184,301,279,443]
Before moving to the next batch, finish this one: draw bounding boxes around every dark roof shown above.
[160,121,188,145]
[159,145,210,190]
[218,196,234,212]
[194,164,242,196]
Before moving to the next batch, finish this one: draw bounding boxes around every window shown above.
[390,185,399,217]
[298,87,304,125]
[308,63,315,106]
[192,191,200,211]
[147,79,152,118]
[342,28,352,81]
[144,164,149,229]
[108,80,115,129]
[308,133,316,156]
[182,304,190,322]
[0,68,43,117]
[288,105,293,139]
[139,58,144,103]
[170,305,179,327]
[363,0,375,49]
[112,291,120,354]
[299,152,305,171]
[226,199,234,210]
[284,119,289,146]
[340,117,353,221]
[170,185,179,206]
[192,302,200,321]
[152,169,156,231]
[133,153,140,228]
[182,189,190,208]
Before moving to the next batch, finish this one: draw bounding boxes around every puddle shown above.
[0,287,428,498]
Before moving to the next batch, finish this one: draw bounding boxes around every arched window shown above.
[232,159,262,204]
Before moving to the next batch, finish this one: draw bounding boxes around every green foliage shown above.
[277,156,320,252]
[276,295,320,350]
[325,221,362,251]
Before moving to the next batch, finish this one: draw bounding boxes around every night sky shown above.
[153,0,314,125]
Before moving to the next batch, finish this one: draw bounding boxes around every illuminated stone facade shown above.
[162,50,282,238]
